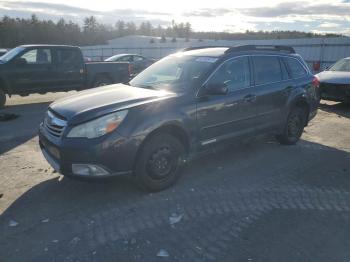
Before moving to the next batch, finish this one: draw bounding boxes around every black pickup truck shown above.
[0,45,130,107]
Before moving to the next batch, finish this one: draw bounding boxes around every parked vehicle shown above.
[0,45,130,108]
[105,54,155,75]
[317,57,350,103]
[39,45,319,191]
[0,48,8,57]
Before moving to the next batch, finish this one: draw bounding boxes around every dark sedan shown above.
[317,57,350,103]
[105,54,155,75]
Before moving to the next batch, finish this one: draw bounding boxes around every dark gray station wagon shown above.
[39,45,320,191]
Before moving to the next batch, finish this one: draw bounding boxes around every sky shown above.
[0,0,349,35]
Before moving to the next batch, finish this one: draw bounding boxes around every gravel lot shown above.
[0,93,349,262]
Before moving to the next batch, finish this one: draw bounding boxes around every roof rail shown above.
[224,45,295,54]
[181,46,227,52]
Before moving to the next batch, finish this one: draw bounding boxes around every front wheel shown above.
[276,107,307,145]
[134,134,185,192]
[0,89,6,109]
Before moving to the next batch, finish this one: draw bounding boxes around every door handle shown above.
[243,94,256,103]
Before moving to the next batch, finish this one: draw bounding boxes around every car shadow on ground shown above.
[1,138,350,218]
[319,101,350,119]
[0,138,349,261]
[0,102,50,154]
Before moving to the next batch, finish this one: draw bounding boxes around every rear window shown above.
[284,57,307,79]
[253,56,282,85]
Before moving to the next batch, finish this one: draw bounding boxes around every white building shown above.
[81,35,350,71]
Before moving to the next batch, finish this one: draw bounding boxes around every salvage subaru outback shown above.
[39,45,320,191]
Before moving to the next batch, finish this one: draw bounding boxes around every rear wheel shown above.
[276,107,307,145]
[0,89,6,108]
[93,75,112,87]
[134,134,185,192]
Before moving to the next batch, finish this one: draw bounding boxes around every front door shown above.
[196,56,258,146]
[10,48,55,93]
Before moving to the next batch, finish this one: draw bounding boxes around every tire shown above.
[0,89,6,109]
[276,107,308,145]
[134,134,185,192]
[93,76,112,87]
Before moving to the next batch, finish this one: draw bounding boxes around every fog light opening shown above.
[72,164,110,176]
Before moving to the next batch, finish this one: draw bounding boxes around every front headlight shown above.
[67,110,128,139]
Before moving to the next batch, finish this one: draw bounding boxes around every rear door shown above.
[196,56,258,145]
[53,48,84,90]
[252,55,294,131]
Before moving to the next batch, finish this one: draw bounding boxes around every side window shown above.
[207,57,250,92]
[134,56,144,62]
[285,57,307,79]
[57,49,80,65]
[253,56,282,85]
[119,56,132,62]
[21,49,52,64]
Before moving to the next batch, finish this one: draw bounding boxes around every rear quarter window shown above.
[284,57,307,79]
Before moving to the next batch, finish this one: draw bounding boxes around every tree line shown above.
[0,14,342,48]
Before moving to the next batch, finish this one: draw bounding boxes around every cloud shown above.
[319,22,341,28]
[240,1,350,17]
[0,1,170,25]
[0,0,349,34]
[183,8,233,17]
[0,1,93,16]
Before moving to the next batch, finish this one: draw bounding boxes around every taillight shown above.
[312,76,320,88]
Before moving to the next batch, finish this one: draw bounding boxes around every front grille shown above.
[44,110,67,138]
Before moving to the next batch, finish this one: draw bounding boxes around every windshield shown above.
[0,47,25,62]
[329,59,350,72]
[129,55,216,90]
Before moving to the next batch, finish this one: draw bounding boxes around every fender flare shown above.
[287,94,311,126]
[286,87,311,111]
[143,120,191,151]
[132,119,192,171]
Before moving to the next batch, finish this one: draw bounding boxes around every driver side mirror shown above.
[13,57,27,66]
[204,83,228,95]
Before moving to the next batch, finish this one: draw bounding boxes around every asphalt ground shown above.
[0,93,349,262]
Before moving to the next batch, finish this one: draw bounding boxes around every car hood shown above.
[49,84,176,125]
[316,71,350,84]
